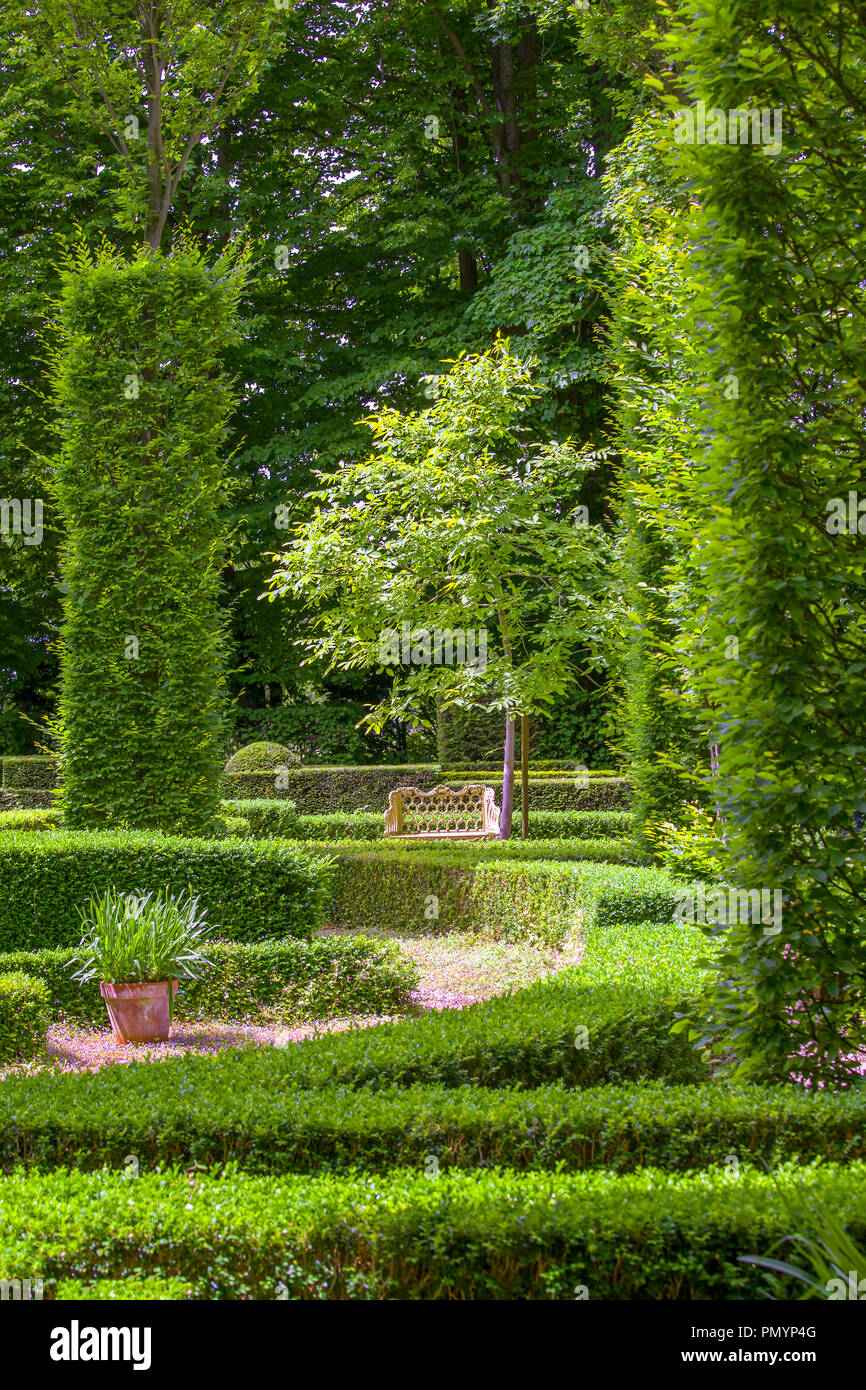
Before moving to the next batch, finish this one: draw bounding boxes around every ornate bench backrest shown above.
[385,784,499,836]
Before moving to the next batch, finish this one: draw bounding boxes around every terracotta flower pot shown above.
[99,979,179,1045]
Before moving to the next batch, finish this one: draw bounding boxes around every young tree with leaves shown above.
[266,340,605,836]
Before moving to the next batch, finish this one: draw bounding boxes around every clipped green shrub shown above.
[279,808,633,843]
[224,742,299,773]
[54,1276,194,1301]
[5,1079,866,1177]
[222,766,631,813]
[1,757,57,790]
[0,790,52,811]
[2,922,709,1093]
[0,830,332,950]
[0,936,417,1027]
[0,808,59,833]
[325,852,687,940]
[222,799,300,837]
[303,835,648,867]
[0,972,49,1062]
[2,1162,863,1300]
[326,853,584,946]
[51,242,244,834]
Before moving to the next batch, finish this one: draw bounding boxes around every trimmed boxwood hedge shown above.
[54,1276,194,1301]
[221,765,631,813]
[0,971,49,1062]
[0,830,332,950]
[0,936,417,1027]
[1,756,57,789]
[325,853,689,940]
[283,808,634,843]
[0,922,711,1093]
[1,1162,863,1300]
[4,1077,865,1177]
[0,804,634,845]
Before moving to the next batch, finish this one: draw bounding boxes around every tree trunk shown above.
[499,713,515,840]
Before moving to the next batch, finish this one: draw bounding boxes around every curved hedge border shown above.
[221,767,631,813]
[324,853,690,940]
[0,923,712,1093]
[0,936,417,1028]
[1,1162,862,1300]
[0,831,332,950]
[3,1078,865,1177]
[0,971,49,1062]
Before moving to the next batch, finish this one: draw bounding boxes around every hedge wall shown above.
[3,1078,864,1177]
[0,936,417,1027]
[2,1162,861,1299]
[222,767,631,813]
[0,831,331,950]
[325,853,690,940]
[20,921,706,1093]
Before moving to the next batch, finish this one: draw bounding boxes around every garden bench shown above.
[384,784,500,841]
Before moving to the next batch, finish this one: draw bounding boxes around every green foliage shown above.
[657,0,866,1084]
[68,888,215,987]
[54,1276,194,1301]
[325,852,686,943]
[228,704,408,765]
[0,936,418,1028]
[6,1077,866,1178]
[267,341,606,750]
[50,239,245,833]
[3,1162,863,1300]
[275,807,634,843]
[222,766,631,813]
[0,808,57,832]
[224,742,298,773]
[0,829,331,950]
[602,112,710,853]
[740,1179,866,1301]
[651,804,728,880]
[1,756,57,789]
[0,971,49,1062]
[221,799,299,837]
[22,919,707,1094]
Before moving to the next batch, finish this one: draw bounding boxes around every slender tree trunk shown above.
[520,713,529,839]
[500,713,515,840]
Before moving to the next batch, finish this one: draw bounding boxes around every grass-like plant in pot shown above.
[69,888,215,1045]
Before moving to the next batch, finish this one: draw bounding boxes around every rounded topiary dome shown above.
[224,741,299,773]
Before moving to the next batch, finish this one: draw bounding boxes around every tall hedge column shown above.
[52,242,243,832]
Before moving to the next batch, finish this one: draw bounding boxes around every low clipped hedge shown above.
[327,854,584,946]
[1,756,56,790]
[325,853,687,940]
[0,936,417,1028]
[5,1077,866,1177]
[221,765,631,813]
[0,830,332,951]
[54,1276,194,1301]
[2,1162,863,1299]
[221,799,300,836]
[0,804,635,847]
[281,808,634,842]
[0,972,49,1062]
[0,808,58,832]
[0,922,711,1094]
